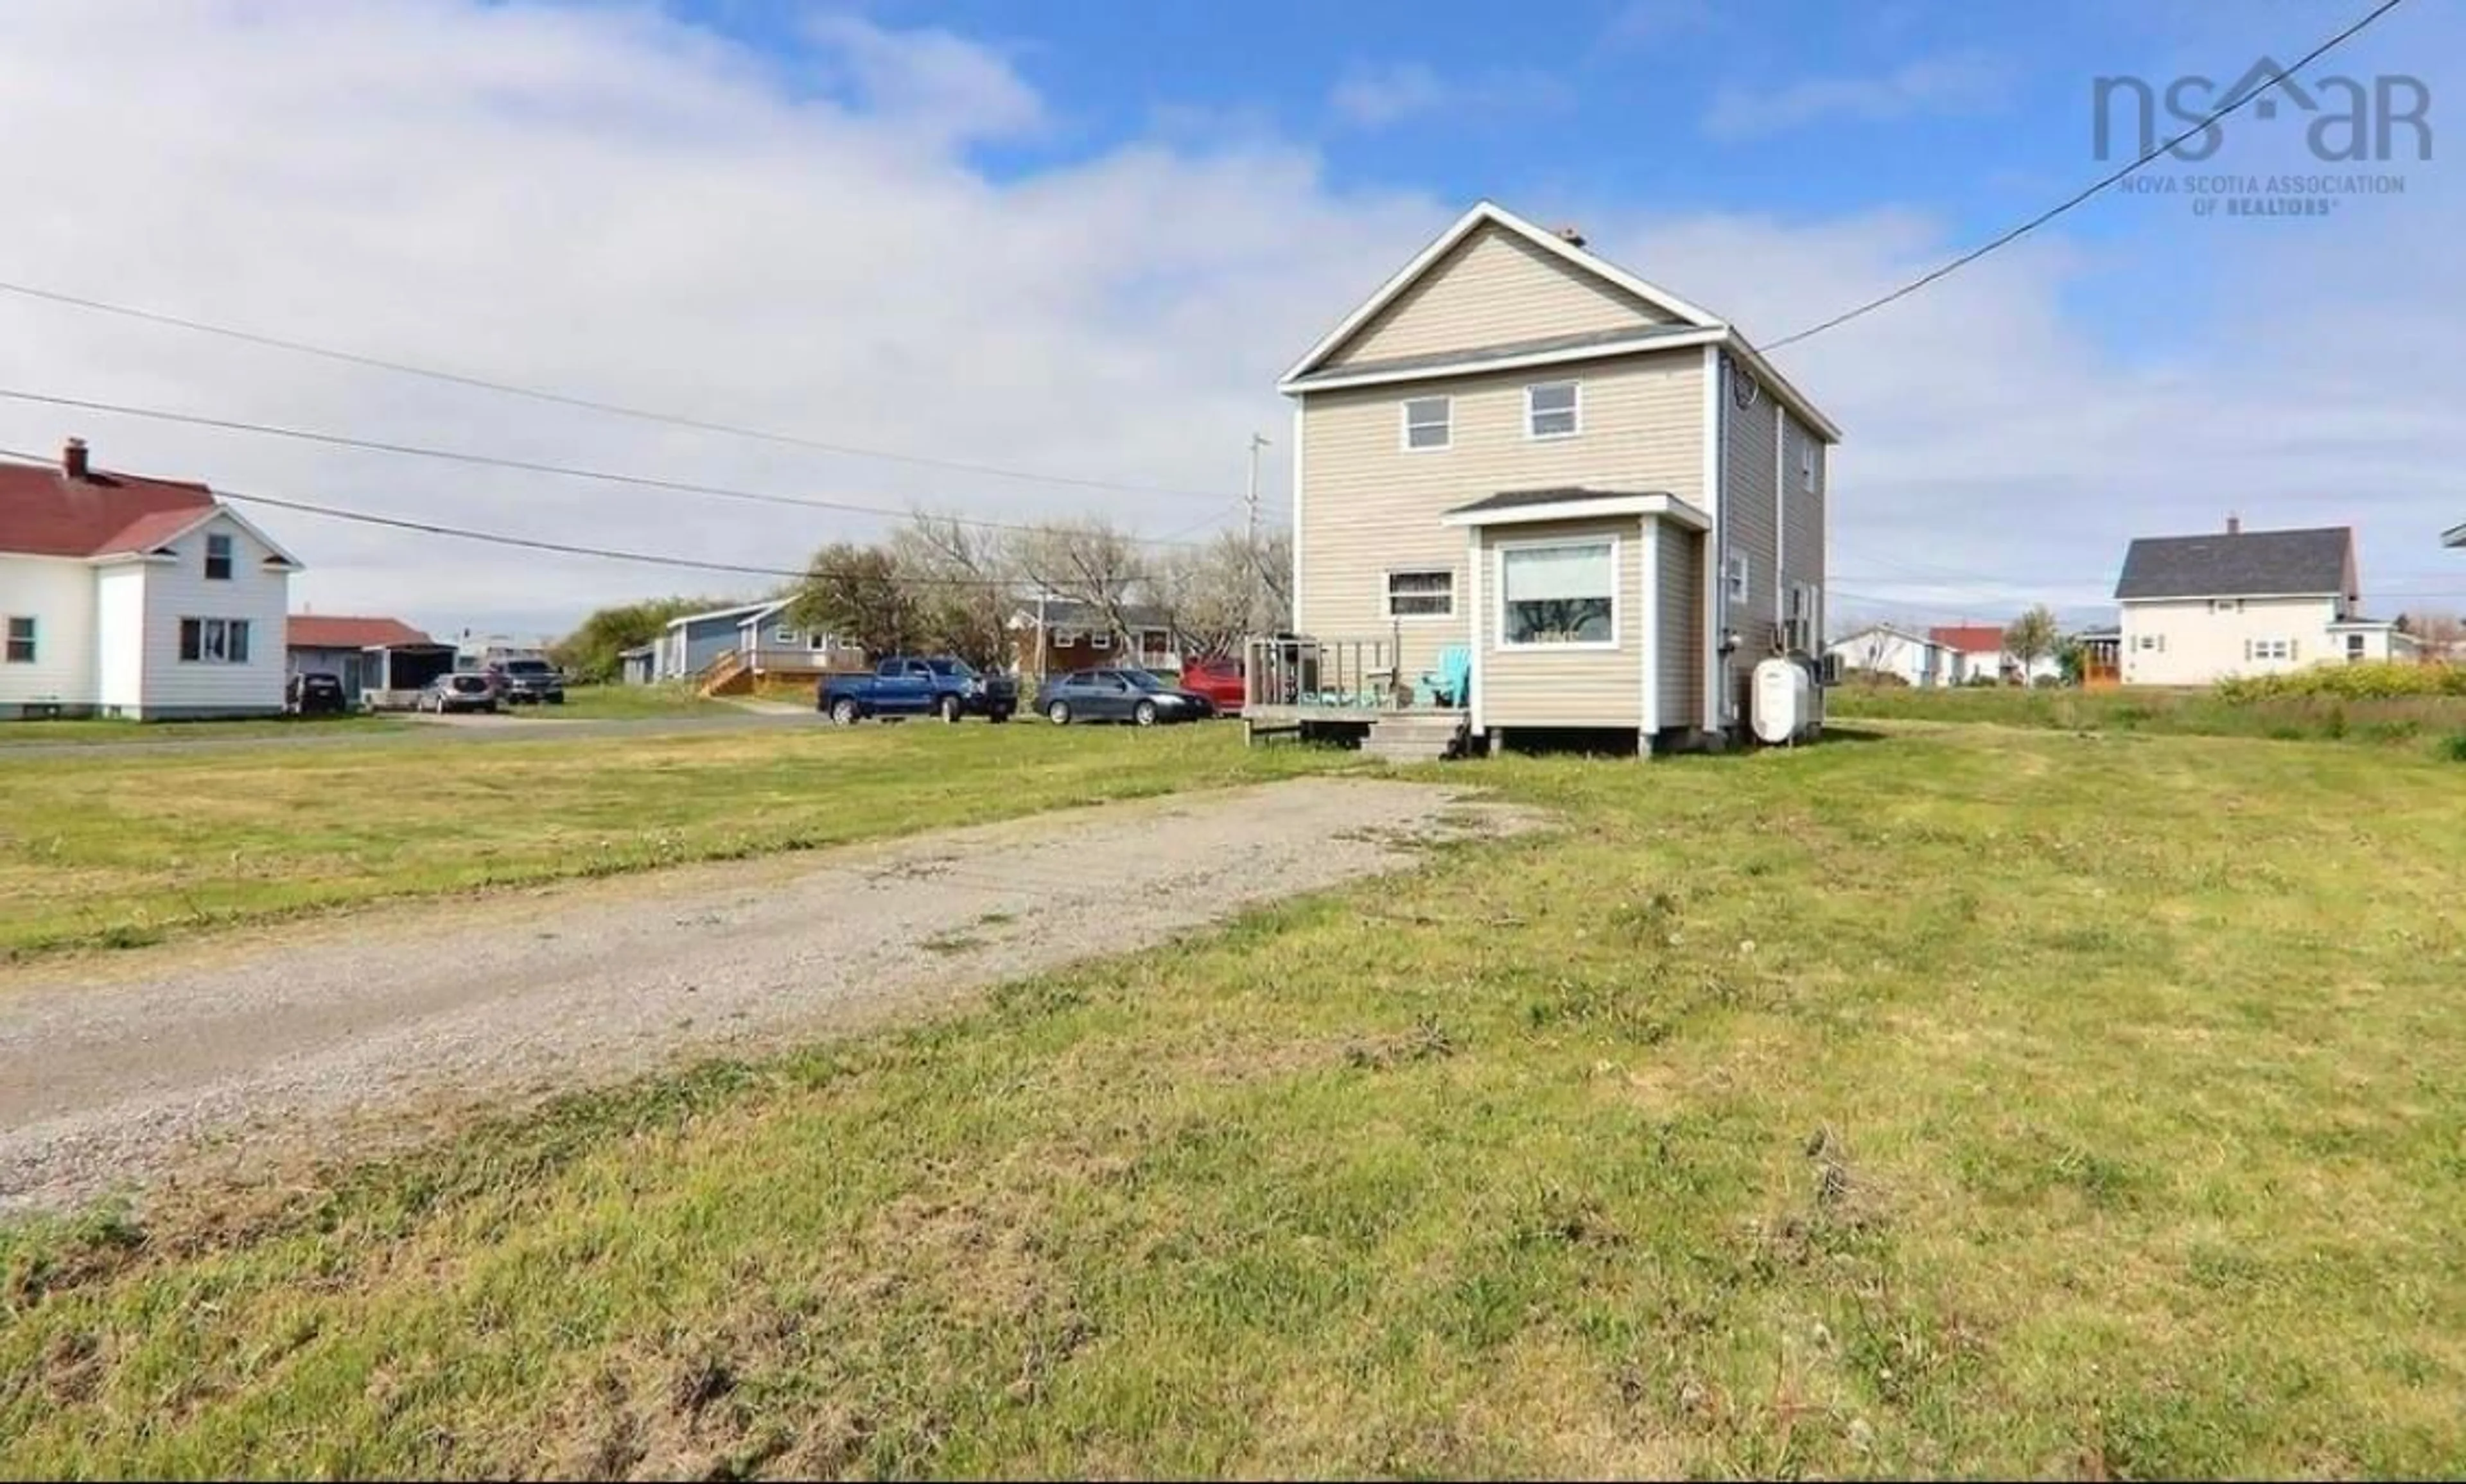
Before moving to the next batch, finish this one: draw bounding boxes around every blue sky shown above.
[0,0,2456,633]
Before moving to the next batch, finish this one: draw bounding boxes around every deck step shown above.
[1363,713,1468,762]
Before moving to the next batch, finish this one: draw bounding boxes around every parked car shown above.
[1035,667,1215,726]
[818,656,1017,725]
[1178,655,1245,715]
[417,673,500,714]
[286,671,350,717]
[491,658,566,705]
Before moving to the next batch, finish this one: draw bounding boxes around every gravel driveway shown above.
[0,778,1524,1214]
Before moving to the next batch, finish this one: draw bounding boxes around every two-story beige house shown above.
[2113,520,2415,683]
[1271,200,1840,753]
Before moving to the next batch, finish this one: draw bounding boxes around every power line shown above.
[1761,0,2410,353]
[0,386,1229,550]
[0,279,1250,505]
[0,446,1018,587]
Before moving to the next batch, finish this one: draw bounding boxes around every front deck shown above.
[1241,636,1468,758]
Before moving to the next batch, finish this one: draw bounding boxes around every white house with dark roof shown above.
[2113,518,2413,685]
[0,439,299,719]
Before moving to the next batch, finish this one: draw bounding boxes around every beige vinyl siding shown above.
[1325,223,1676,369]
[1296,348,1704,688]
[1779,410,1826,650]
[2117,595,2339,685]
[1719,365,1781,718]
[1658,525,1702,728]
[1478,516,1643,729]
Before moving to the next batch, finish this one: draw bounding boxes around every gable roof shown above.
[1828,622,1941,650]
[288,615,432,650]
[2114,526,2352,600]
[1928,625,2006,656]
[665,599,776,629]
[0,458,215,557]
[1277,200,1841,442]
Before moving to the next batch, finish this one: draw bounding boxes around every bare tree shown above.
[2004,604,2061,683]
[893,512,1017,669]
[1007,517,1152,649]
[1152,528,1292,659]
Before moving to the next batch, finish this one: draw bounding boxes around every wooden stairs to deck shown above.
[698,651,752,698]
[1361,711,1469,763]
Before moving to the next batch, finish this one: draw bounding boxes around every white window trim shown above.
[1399,396,1452,453]
[1797,442,1816,494]
[3,615,34,664]
[1724,551,1751,604]
[1385,566,1457,622]
[1494,534,1621,652]
[1523,380,1581,441]
[204,532,235,581]
[179,616,254,665]
[1090,632,1112,650]
[773,624,799,645]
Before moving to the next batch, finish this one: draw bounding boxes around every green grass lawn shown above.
[4,722,2463,1476]
[0,721,1341,959]
[1828,681,2466,748]
[0,713,403,747]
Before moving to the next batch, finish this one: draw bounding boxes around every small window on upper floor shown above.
[1724,552,1751,604]
[1798,442,1817,493]
[1525,381,1579,440]
[1401,396,1451,451]
[206,532,234,581]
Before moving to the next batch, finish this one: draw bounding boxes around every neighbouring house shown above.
[1009,599,1178,678]
[1272,200,1840,752]
[286,614,431,697]
[1927,624,2062,685]
[1824,623,1956,687]
[654,598,862,693]
[2113,518,2415,683]
[0,439,299,720]
[617,643,657,685]
[654,600,771,681]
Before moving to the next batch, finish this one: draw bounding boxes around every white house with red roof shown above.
[0,439,300,719]
[1926,624,2061,685]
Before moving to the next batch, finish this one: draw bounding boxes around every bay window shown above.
[1499,538,1616,647]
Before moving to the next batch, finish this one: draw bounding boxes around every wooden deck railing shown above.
[1243,635,1404,711]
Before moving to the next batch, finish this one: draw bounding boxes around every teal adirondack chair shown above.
[1415,645,1471,708]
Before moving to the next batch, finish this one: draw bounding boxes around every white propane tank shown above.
[1751,656,1813,745]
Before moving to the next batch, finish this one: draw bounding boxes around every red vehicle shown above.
[1178,654,1245,715]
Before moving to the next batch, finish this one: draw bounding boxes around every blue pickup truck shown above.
[818,656,1018,725]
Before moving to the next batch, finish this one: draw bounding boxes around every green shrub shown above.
[2216,661,2466,704]
[2441,732,2466,763]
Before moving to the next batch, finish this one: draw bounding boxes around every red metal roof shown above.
[287,615,432,650]
[0,457,216,558]
[1928,625,2006,655]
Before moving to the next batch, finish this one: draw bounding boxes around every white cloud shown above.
[1328,61,1571,130]
[800,13,1045,146]
[1600,0,1714,49]
[1703,51,2011,142]
[0,1,2457,647]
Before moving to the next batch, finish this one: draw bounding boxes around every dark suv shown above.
[490,658,566,705]
[286,672,349,717]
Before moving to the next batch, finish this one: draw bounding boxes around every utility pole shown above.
[1245,431,1271,637]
